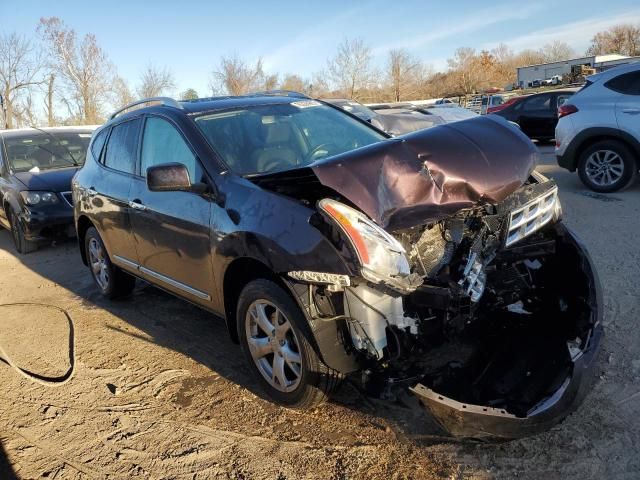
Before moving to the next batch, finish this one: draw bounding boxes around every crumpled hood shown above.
[370,112,444,136]
[310,115,538,230]
[13,167,78,193]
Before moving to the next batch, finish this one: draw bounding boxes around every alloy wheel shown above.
[245,300,303,393]
[585,149,624,187]
[88,238,109,290]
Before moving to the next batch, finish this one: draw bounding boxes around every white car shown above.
[555,62,640,192]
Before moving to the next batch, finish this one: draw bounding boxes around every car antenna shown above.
[29,125,79,166]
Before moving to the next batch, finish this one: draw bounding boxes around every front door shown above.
[128,115,214,305]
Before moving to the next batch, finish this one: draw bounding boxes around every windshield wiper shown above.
[30,126,80,166]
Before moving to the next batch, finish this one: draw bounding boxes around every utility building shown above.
[516,54,639,87]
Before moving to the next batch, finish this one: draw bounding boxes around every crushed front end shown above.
[296,173,602,440]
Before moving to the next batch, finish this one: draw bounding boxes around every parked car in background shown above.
[0,126,96,253]
[369,103,478,123]
[556,62,640,192]
[491,89,578,141]
[73,93,601,440]
[323,98,442,136]
[464,94,505,114]
[486,95,527,114]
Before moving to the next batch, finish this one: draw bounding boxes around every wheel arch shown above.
[76,215,95,266]
[221,256,359,374]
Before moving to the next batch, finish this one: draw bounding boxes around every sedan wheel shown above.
[245,300,303,393]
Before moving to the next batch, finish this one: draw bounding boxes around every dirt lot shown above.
[1,146,639,479]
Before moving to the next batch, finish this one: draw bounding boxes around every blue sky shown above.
[4,0,640,97]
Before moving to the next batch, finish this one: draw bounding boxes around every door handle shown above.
[129,200,147,211]
[622,109,640,115]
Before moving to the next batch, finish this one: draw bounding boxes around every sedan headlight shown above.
[20,191,60,206]
[319,198,422,293]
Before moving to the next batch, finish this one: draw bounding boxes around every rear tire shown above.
[237,279,341,408]
[578,140,637,192]
[84,227,135,299]
[9,210,38,254]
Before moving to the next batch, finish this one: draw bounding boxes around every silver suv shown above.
[555,62,640,192]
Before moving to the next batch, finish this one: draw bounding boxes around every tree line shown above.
[1,17,639,128]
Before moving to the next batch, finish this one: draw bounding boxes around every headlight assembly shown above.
[318,198,422,294]
[20,191,60,206]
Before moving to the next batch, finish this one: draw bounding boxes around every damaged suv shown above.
[74,93,602,440]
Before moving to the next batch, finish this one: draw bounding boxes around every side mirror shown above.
[147,163,193,192]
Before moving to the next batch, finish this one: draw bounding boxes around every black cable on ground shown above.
[0,303,75,386]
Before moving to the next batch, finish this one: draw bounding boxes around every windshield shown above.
[194,101,385,175]
[4,131,92,172]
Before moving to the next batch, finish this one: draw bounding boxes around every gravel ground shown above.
[0,145,638,479]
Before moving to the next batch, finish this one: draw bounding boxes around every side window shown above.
[90,128,108,161]
[522,95,551,111]
[556,94,572,108]
[103,119,141,174]
[605,72,640,95]
[140,117,202,183]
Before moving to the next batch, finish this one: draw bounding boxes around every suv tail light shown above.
[558,104,578,118]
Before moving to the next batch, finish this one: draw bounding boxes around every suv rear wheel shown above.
[85,227,136,299]
[578,140,638,192]
[237,279,341,408]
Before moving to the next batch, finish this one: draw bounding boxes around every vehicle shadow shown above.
[0,231,445,443]
[0,440,18,480]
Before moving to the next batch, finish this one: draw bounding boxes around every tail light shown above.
[558,104,578,118]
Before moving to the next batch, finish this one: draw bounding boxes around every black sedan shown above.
[491,89,578,141]
[0,126,96,253]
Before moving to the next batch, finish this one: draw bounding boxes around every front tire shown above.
[9,210,38,254]
[84,227,135,299]
[578,140,638,192]
[237,279,341,408]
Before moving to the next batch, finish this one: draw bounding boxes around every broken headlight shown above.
[319,199,422,294]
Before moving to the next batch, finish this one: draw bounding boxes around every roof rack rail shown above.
[248,90,310,99]
[109,97,184,120]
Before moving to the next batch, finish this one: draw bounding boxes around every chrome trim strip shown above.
[112,255,139,270]
[139,266,211,300]
[112,255,211,301]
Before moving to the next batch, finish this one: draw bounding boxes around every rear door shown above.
[517,94,554,139]
[608,71,640,140]
[96,119,141,268]
[128,115,214,305]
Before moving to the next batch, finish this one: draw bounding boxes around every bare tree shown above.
[447,47,484,95]
[588,23,640,56]
[137,64,176,99]
[280,74,307,93]
[540,41,576,62]
[44,73,56,126]
[327,38,373,100]
[38,17,114,124]
[210,55,266,95]
[0,33,42,128]
[386,49,425,102]
[179,88,199,100]
[112,76,135,109]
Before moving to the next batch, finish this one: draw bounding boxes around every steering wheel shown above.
[261,158,289,173]
[306,143,338,162]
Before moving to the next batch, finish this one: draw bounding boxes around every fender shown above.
[558,127,640,171]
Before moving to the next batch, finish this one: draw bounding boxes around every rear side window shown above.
[103,119,141,174]
[140,117,202,183]
[90,128,108,161]
[522,95,551,111]
[605,72,640,95]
